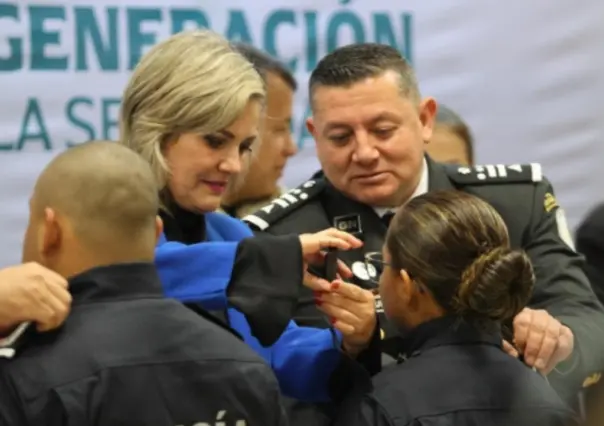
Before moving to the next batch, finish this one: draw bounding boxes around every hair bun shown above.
[453,247,535,321]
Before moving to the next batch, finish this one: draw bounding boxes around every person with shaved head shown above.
[0,141,287,426]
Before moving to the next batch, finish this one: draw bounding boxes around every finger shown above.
[36,284,71,331]
[331,280,373,303]
[303,272,331,292]
[305,251,325,266]
[330,319,356,336]
[35,297,66,331]
[316,292,352,310]
[534,320,562,372]
[30,264,69,289]
[43,280,72,309]
[544,327,574,373]
[513,309,531,353]
[321,229,363,248]
[502,340,519,358]
[317,236,353,251]
[317,302,360,327]
[522,313,549,366]
[336,260,353,279]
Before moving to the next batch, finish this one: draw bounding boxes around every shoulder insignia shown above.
[583,372,602,388]
[544,192,558,213]
[242,179,326,231]
[446,163,543,185]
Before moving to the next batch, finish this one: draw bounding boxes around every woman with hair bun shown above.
[335,190,578,426]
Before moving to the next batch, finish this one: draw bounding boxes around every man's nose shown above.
[352,133,379,164]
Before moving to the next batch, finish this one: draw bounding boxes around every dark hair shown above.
[232,43,297,91]
[386,190,534,322]
[308,43,419,104]
[435,104,475,164]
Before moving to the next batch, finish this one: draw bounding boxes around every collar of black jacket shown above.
[68,263,163,305]
[159,199,206,245]
[397,315,503,361]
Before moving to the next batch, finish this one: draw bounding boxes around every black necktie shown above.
[382,212,395,228]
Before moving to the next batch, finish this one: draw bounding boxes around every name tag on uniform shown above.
[333,214,362,235]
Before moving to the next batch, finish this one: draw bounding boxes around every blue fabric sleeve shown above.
[155,239,238,311]
[271,321,343,402]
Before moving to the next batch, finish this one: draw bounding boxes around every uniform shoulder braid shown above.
[446,163,543,186]
[242,178,326,231]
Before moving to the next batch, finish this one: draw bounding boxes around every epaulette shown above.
[445,163,543,185]
[242,179,326,231]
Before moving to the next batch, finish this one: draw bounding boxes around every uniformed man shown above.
[242,43,604,401]
[0,141,287,425]
[220,43,298,218]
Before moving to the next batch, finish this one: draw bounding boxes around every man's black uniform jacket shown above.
[0,263,286,426]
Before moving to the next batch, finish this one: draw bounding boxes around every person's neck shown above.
[222,186,278,208]
[51,249,154,280]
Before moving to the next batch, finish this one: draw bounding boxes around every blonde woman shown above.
[119,30,378,404]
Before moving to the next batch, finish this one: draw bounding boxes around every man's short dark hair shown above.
[232,43,297,91]
[308,43,419,104]
[436,105,475,165]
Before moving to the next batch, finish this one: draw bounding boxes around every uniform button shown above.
[380,328,385,340]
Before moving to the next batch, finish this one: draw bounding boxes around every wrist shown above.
[342,340,368,358]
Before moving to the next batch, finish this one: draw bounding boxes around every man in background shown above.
[221,44,298,218]
[0,141,286,425]
[426,104,474,166]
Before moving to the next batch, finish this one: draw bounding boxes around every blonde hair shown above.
[119,29,266,192]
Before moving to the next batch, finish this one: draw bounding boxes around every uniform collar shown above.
[373,156,430,218]
[160,201,206,245]
[397,315,503,360]
[68,263,163,305]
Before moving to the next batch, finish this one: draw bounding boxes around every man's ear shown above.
[306,117,317,140]
[419,97,438,142]
[154,216,163,244]
[39,207,61,258]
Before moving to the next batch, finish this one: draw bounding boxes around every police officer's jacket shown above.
[333,316,579,426]
[242,156,604,399]
[574,203,604,422]
[576,202,604,305]
[0,263,286,426]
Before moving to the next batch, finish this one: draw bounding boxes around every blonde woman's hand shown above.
[299,228,362,292]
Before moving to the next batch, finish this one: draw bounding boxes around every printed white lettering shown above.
[281,193,298,204]
[261,204,275,214]
[272,198,289,208]
[475,165,486,180]
[486,164,497,177]
[496,164,507,177]
[555,208,576,250]
[177,410,247,426]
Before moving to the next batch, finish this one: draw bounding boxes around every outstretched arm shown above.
[155,234,304,347]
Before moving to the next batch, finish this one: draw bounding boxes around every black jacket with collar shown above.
[0,263,286,426]
[333,316,578,426]
[242,157,604,400]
